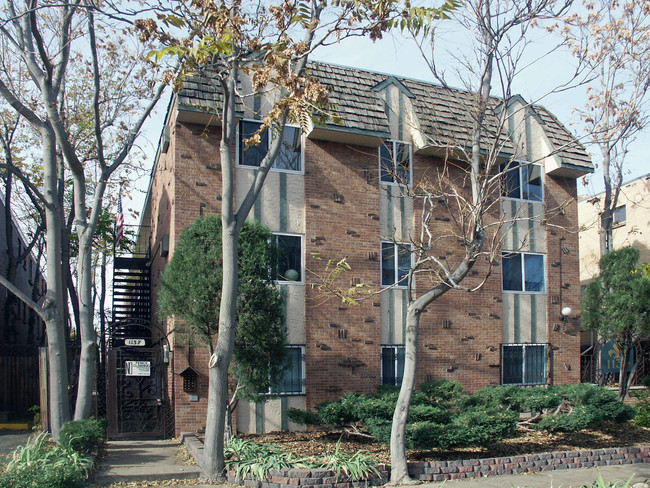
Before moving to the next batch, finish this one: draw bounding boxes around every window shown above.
[612,205,626,226]
[381,242,411,287]
[381,345,405,386]
[275,234,302,282]
[379,141,411,185]
[500,161,543,201]
[502,343,547,385]
[270,346,305,394]
[238,121,302,172]
[502,252,545,292]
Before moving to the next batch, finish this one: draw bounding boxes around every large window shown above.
[379,141,411,185]
[381,345,405,386]
[500,161,543,201]
[275,234,302,282]
[238,121,302,172]
[502,252,545,292]
[270,346,305,395]
[381,242,411,287]
[502,343,547,385]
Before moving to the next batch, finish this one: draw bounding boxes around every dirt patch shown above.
[234,422,650,464]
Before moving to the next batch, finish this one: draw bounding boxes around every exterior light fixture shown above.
[560,306,572,321]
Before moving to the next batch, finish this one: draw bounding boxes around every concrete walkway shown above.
[92,439,202,485]
[0,429,32,456]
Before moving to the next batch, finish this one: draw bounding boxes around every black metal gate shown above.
[107,346,164,439]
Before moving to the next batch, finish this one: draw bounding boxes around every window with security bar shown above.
[270,346,305,395]
[502,343,547,386]
[381,345,405,386]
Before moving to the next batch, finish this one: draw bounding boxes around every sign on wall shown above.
[125,360,151,377]
[601,341,634,374]
[125,339,146,346]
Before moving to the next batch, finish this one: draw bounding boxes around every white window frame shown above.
[380,241,412,288]
[379,140,412,186]
[501,251,546,294]
[500,161,544,202]
[381,345,405,386]
[501,343,547,386]
[269,345,306,395]
[236,119,304,174]
[273,232,304,284]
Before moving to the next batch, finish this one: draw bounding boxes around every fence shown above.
[0,345,40,420]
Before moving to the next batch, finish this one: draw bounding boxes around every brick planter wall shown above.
[180,433,650,486]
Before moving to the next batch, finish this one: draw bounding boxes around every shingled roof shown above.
[176,60,592,171]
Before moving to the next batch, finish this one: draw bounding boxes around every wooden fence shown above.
[0,345,40,420]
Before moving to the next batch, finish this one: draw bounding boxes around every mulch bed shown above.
[236,422,650,464]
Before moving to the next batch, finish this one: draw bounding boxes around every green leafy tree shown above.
[582,247,650,400]
[158,214,287,403]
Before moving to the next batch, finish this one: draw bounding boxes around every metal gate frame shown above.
[106,347,165,439]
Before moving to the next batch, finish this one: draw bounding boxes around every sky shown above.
[125,12,649,227]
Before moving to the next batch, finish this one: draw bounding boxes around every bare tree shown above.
[564,0,650,257]
[0,0,168,435]
[387,0,574,483]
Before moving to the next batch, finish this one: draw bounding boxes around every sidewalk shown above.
[91,439,202,485]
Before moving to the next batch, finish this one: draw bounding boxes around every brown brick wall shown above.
[146,117,582,434]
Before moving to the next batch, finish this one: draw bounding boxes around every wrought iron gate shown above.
[107,347,164,439]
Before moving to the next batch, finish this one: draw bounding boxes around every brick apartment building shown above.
[132,62,593,436]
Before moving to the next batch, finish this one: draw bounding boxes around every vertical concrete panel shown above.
[286,285,305,344]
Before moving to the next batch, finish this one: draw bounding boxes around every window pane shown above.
[501,162,521,199]
[502,253,523,291]
[381,242,396,286]
[381,347,396,385]
[524,345,546,384]
[396,346,405,386]
[273,347,303,394]
[277,235,302,281]
[380,144,393,183]
[523,164,543,201]
[502,346,523,384]
[395,143,410,184]
[613,205,626,224]
[524,254,545,292]
[397,244,411,285]
[275,126,302,171]
[239,121,268,167]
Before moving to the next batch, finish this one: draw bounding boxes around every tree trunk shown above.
[74,230,96,420]
[389,307,421,485]
[202,222,239,480]
[41,125,71,440]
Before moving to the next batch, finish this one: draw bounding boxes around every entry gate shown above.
[107,346,164,438]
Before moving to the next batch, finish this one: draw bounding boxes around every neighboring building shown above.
[578,172,650,285]
[0,191,47,420]
[578,172,650,381]
[119,62,591,437]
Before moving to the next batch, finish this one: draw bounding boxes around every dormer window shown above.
[500,161,543,202]
[379,141,411,185]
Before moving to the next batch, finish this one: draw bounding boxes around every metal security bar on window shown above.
[270,346,305,395]
[501,343,547,386]
[381,345,405,386]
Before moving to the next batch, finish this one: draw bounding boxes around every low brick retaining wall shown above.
[180,433,650,486]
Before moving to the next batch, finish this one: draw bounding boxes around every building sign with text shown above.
[601,341,634,374]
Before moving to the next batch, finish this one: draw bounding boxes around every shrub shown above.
[59,418,107,454]
[0,432,92,488]
[287,408,320,426]
[317,393,365,426]
[631,388,650,427]
[463,385,521,411]
[419,380,465,408]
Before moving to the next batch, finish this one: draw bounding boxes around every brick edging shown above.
[179,433,650,486]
